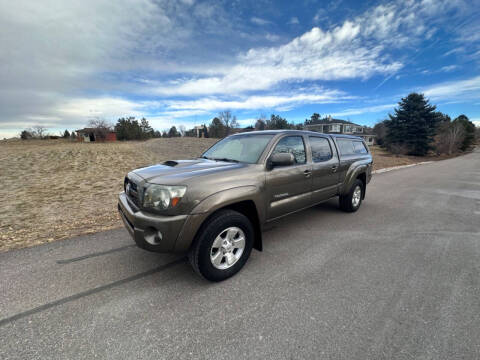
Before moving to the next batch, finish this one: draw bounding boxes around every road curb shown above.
[373,161,433,174]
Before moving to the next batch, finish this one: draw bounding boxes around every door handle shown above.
[304,169,312,178]
[331,165,338,173]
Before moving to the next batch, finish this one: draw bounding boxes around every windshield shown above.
[202,134,274,164]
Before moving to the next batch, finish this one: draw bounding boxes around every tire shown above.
[339,179,364,213]
[188,209,254,282]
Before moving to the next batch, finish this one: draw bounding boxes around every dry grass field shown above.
[369,146,433,170]
[0,138,217,252]
[0,138,445,252]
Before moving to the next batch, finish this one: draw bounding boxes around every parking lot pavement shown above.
[1,150,479,359]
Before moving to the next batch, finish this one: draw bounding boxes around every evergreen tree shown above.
[63,130,70,138]
[168,126,179,137]
[266,114,291,130]
[20,130,33,140]
[203,124,209,138]
[304,113,321,125]
[209,117,226,138]
[385,93,439,155]
[255,119,266,130]
[115,117,143,140]
[140,118,154,139]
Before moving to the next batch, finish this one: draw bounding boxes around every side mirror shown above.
[268,152,295,169]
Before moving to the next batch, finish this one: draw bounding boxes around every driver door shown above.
[265,135,312,220]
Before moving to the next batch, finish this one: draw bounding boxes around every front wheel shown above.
[188,210,254,281]
[339,179,364,212]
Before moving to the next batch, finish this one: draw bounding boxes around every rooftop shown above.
[305,118,359,126]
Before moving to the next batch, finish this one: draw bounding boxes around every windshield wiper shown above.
[210,157,240,163]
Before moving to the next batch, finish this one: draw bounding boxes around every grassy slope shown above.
[0,138,216,252]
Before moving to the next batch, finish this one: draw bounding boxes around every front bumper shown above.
[118,192,188,252]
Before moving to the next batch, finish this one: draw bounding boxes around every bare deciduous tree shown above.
[435,121,465,155]
[218,110,238,135]
[88,118,113,140]
[178,125,186,136]
[32,125,48,139]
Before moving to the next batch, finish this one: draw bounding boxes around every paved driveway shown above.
[1,150,479,359]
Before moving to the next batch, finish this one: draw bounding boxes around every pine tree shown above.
[304,113,321,125]
[209,117,225,138]
[385,93,439,156]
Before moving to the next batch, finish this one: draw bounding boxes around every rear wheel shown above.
[188,210,254,281]
[339,179,364,212]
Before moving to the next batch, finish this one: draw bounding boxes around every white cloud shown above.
[153,20,403,96]
[236,118,256,127]
[265,33,281,42]
[163,89,350,112]
[288,17,299,25]
[0,0,473,135]
[331,104,395,117]
[423,76,480,102]
[440,65,459,72]
[57,97,145,119]
[313,9,326,23]
[152,0,467,98]
[250,17,271,26]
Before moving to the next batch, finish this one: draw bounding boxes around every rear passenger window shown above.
[272,136,306,164]
[353,141,368,154]
[337,139,355,156]
[309,137,332,162]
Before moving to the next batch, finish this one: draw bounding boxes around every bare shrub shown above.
[434,121,465,155]
[388,143,409,155]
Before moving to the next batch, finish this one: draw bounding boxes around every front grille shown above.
[124,177,140,207]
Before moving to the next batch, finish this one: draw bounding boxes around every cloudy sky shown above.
[1,0,479,138]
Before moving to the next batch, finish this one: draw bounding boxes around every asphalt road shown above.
[1,150,480,360]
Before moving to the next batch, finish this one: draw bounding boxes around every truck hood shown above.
[132,158,246,183]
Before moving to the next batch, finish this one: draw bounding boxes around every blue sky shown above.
[0,0,479,138]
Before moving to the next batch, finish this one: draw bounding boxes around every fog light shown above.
[144,227,162,246]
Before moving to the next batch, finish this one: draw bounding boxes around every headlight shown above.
[143,184,187,210]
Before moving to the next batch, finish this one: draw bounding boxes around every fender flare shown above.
[190,186,261,215]
[340,163,368,196]
[188,186,264,252]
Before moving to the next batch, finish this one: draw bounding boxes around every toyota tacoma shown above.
[118,130,373,281]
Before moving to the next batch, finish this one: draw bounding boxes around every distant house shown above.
[76,128,117,142]
[194,125,206,138]
[304,116,376,145]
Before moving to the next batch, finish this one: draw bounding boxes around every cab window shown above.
[309,137,332,162]
[337,138,355,156]
[353,141,368,154]
[272,136,306,164]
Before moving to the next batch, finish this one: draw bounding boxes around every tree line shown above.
[18,93,478,153]
[373,93,477,156]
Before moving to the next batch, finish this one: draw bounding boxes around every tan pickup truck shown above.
[118,130,373,281]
